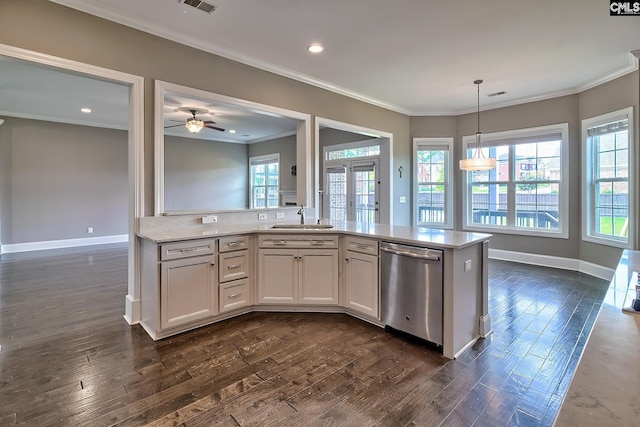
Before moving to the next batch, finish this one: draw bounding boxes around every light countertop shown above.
[554,250,640,426]
[137,220,492,250]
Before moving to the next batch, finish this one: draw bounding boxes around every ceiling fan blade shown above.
[203,120,217,124]
[204,124,225,131]
[164,124,185,129]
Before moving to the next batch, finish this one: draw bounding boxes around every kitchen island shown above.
[137,218,491,359]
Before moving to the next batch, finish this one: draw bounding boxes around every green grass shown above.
[598,217,628,237]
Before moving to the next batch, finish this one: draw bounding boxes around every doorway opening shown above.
[0,43,144,324]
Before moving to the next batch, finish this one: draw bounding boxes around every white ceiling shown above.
[48,0,640,115]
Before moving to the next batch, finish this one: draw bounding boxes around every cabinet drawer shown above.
[219,279,249,313]
[219,250,249,282]
[258,234,338,249]
[160,239,215,261]
[219,235,249,253]
[345,236,379,256]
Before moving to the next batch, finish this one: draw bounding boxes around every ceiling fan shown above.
[164,108,225,133]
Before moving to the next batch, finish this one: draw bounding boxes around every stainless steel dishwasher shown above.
[380,242,443,347]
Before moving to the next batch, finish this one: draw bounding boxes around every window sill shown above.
[464,224,568,239]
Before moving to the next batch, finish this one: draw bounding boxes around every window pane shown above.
[515,184,560,230]
[327,145,380,160]
[417,184,445,223]
[470,183,507,226]
[470,145,508,182]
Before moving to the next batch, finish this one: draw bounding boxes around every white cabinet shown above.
[218,235,251,313]
[161,253,217,329]
[139,238,218,335]
[344,236,379,319]
[258,235,339,305]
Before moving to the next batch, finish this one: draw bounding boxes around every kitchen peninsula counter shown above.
[137,219,491,359]
[137,220,491,250]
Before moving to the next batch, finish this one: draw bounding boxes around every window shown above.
[413,138,454,228]
[582,107,634,248]
[250,154,279,209]
[463,124,568,237]
[326,145,380,160]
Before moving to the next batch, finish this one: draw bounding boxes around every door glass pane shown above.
[327,169,347,221]
[353,167,376,224]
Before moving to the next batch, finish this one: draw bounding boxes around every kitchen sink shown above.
[270,224,334,230]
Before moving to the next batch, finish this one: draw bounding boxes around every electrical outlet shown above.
[399,196,407,203]
[464,259,472,272]
[258,213,267,220]
[87,227,94,234]
[202,215,218,224]
[276,212,285,219]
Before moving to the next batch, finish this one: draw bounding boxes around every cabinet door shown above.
[160,255,217,329]
[299,249,339,305]
[258,249,297,304]
[345,251,379,318]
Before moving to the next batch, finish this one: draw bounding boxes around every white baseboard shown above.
[124,294,141,325]
[488,248,615,281]
[1,234,128,254]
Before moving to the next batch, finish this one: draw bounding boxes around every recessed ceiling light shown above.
[229,129,236,134]
[81,108,92,113]
[307,43,324,53]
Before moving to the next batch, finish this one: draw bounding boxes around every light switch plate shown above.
[258,213,267,220]
[464,259,472,272]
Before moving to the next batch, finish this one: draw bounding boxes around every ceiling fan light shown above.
[185,117,204,133]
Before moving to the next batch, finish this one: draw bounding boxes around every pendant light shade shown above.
[459,79,496,171]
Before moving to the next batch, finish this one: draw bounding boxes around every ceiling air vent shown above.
[487,91,507,97]
[179,0,217,14]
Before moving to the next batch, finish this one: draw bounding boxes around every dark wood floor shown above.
[0,245,609,426]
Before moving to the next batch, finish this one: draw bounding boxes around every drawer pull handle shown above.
[310,241,325,245]
[273,240,287,245]
[227,264,241,270]
[180,247,197,252]
[226,242,239,247]
[228,293,241,299]
[357,244,369,250]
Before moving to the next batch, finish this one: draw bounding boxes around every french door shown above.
[324,159,379,223]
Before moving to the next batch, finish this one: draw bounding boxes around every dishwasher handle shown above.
[380,245,441,261]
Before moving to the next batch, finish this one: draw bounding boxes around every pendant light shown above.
[459,79,496,171]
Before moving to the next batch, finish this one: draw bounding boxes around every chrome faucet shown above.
[297,206,305,224]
